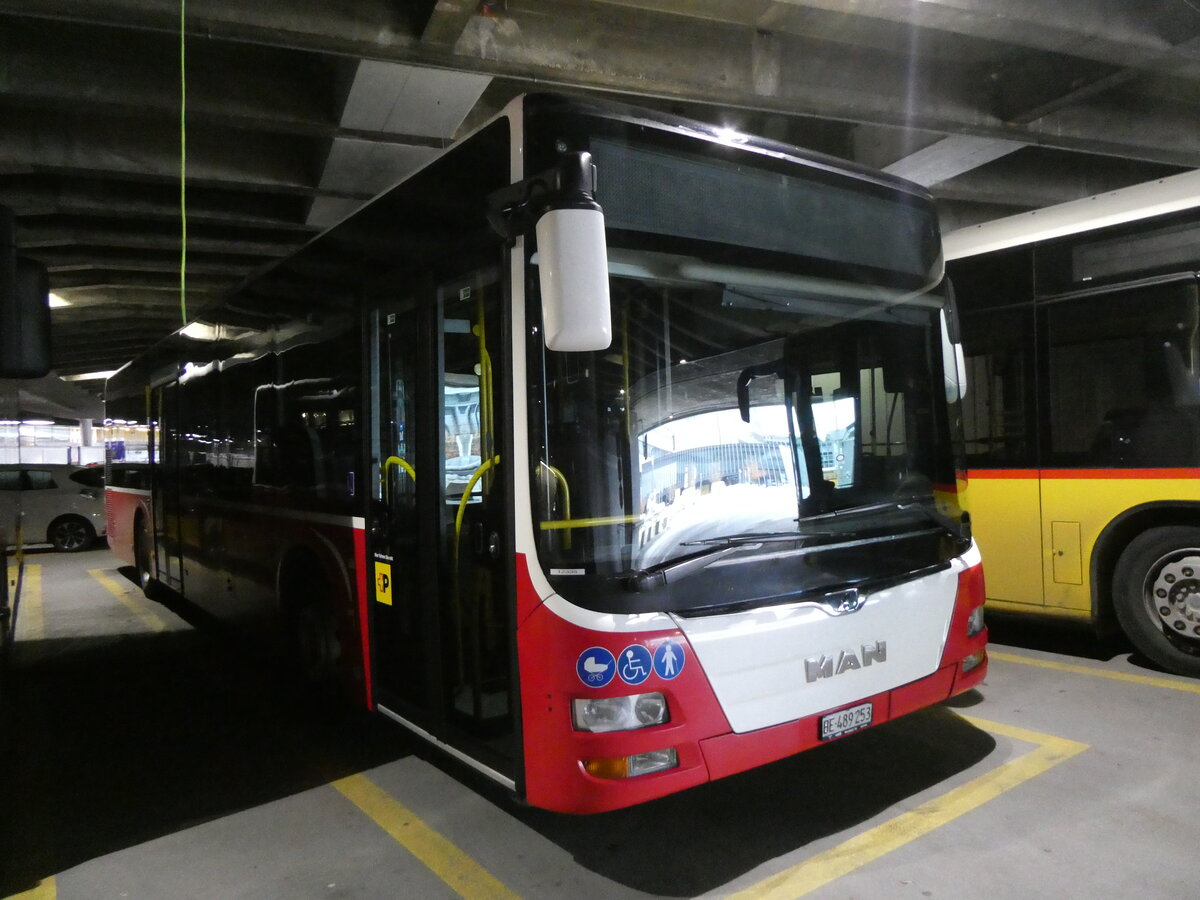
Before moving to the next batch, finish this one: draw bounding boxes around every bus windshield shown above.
[526,119,965,614]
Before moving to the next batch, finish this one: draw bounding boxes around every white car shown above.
[0,464,107,552]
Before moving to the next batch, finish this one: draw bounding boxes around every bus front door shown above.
[368,272,515,776]
[369,299,432,716]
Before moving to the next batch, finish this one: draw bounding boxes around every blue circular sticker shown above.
[577,647,616,688]
[618,644,654,685]
[653,640,685,680]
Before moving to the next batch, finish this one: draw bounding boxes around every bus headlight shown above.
[572,693,669,733]
[966,605,986,638]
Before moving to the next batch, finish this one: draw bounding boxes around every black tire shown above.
[134,516,156,597]
[47,515,95,553]
[281,566,341,693]
[292,599,340,688]
[1112,526,1200,678]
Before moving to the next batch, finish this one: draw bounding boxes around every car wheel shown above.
[48,515,95,552]
[1113,525,1200,678]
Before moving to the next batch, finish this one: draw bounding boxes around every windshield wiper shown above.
[623,544,748,592]
[798,498,969,542]
[624,520,952,593]
[680,529,833,547]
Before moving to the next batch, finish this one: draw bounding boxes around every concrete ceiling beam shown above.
[39,249,254,277]
[3,0,1197,168]
[18,221,305,258]
[0,177,318,231]
[421,0,481,47]
[762,0,1200,68]
[47,272,230,292]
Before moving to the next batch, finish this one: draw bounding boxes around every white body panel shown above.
[673,562,962,733]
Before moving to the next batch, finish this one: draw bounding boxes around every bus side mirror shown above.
[1,206,52,379]
[488,153,612,352]
[940,308,967,403]
[536,204,611,352]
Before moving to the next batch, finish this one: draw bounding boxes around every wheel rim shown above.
[1143,549,1200,646]
[53,519,89,551]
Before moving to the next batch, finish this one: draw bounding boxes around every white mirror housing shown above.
[940,308,967,402]
[536,206,612,351]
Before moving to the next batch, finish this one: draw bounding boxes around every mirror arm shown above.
[486,152,599,241]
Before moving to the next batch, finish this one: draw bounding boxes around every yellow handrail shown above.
[539,515,643,530]
[454,456,501,540]
[539,462,573,549]
[382,455,415,502]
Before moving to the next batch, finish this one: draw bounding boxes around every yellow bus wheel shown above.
[1113,526,1200,678]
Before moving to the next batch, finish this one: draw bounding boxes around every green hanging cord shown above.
[179,0,187,326]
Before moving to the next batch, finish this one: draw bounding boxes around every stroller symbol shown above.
[583,655,610,683]
[576,647,616,687]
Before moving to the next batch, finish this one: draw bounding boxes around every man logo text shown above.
[804,641,887,682]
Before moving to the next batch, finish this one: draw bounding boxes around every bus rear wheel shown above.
[1113,526,1200,678]
[134,517,156,597]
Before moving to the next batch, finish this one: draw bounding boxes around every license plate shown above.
[819,702,873,741]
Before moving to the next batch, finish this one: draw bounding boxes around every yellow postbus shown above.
[945,171,1200,677]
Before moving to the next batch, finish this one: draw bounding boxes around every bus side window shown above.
[959,306,1036,468]
[1047,283,1200,468]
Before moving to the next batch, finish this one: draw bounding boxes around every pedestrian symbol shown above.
[653,640,684,680]
[618,644,653,685]
[577,647,616,688]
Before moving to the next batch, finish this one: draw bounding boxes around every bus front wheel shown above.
[1113,526,1200,678]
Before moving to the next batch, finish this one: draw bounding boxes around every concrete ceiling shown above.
[2,0,1199,389]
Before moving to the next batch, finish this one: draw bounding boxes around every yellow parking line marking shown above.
[989,650,1200,694]
[727,715,1088,900]
[333,773,521,900]
[4,876,56,899]
[87,568,168,633]
[15,564,43,641]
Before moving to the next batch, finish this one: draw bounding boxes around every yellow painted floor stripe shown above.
[87,568,168,633]
[4,876,56,900]
[727,715,1088,900]
[333,774,521,900]
[990,650,1200,695]
[15,564,43,641]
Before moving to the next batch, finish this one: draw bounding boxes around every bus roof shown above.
[943,168,1200,261]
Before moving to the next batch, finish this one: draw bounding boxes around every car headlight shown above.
[571,692,669,733]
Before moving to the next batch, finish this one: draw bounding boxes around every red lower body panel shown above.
[517,556,989,814]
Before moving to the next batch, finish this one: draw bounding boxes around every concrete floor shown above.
[2,546,1197,899]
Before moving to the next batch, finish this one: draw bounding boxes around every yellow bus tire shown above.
[1113,526,1200,678]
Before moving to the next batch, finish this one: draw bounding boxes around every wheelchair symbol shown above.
[619,644,653,685]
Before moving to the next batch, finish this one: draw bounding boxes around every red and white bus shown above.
[105,94,988,813]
